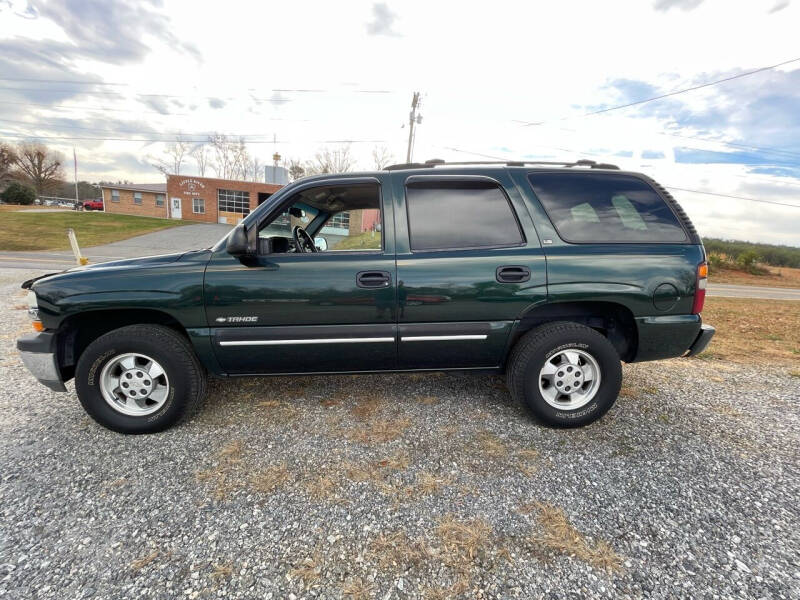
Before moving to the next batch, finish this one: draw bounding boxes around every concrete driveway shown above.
[0,223,232,270]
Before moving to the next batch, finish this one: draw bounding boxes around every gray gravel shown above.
[1,268,799,599]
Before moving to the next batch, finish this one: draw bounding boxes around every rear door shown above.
[204,176,398,374]
[392,171,547,369]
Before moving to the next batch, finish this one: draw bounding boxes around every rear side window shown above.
[528,173,687,243]
[406,180,524,251]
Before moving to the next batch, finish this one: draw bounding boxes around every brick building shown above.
[99,174,380,236]
[100,175,283,224]
[100,183,168,218]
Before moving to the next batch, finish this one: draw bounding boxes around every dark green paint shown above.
[27,166,710,380]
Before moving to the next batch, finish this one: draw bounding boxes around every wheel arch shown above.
[55,308,189,382]
[509,301,637,363]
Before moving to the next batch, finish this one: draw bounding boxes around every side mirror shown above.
[226,223,252,257]
[314,236,328,252]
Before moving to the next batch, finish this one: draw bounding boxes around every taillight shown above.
[692,262,708,314]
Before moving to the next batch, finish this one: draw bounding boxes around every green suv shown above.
[17,160,714,433]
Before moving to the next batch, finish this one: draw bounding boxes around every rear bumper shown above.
[685,324,715,357]
[16,332,67,392]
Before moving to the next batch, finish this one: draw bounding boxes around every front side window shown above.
[111,190,120,202]
[155,194,165,207]
[528,173,687,243]
[134,192,142,205]
[193,198,205,214]
[405,180,523,251]
[258,183,382,253]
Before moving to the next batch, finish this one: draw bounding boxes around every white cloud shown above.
[0,0,798,244]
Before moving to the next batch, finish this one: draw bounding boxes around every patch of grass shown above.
[341,577,376,600]
[790,370,800,378]
[289,552,322,587]
[375,450,410,470]
[130,550,160,571]
[368,531,430,569]
[330,230,382,251]
[343,417,411,444]
[350,395,381,419]
[400,471,455,500]
[196,440,244,500]
[531,503,622,572]
[700,297,800,365]
[435,515,493,568]
[250,463,290,495]
[417,395,439,404]
[211,563,233,580]
[423,577,471,600]
[257,400,300,423]
[305,474,339,500]
[476,431,507,458]
[709,403,743,418]
[0,211,185,251]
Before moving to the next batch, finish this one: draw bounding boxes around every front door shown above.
[391,171,547,369]
[170,197,182,219]
[204,177,398,374]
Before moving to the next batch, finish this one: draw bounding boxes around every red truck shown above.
[83,199,104,211]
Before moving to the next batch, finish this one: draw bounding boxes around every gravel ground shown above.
[1,268,799,600]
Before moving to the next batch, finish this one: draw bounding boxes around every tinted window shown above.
[406,180,523,251]
[528,173,687,243]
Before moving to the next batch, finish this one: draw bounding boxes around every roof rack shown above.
[384,158,620,171]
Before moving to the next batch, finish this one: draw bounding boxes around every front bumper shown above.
[16,332,67,392]
[685,324,715,357]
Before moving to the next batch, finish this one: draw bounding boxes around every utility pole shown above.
[405,92,422,163]
[72,147,80,208]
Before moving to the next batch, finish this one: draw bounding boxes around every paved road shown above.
[0,223,231,270]
[707,283,800,301]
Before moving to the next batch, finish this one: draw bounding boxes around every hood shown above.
[22,250,208,289]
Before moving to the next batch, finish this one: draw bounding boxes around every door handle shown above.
[357,270,392,288]
[496,265,531,283]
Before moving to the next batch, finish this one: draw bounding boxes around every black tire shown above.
[507,321,622,427]
[75,324,206,434]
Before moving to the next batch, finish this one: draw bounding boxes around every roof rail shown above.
[384,158,620,171]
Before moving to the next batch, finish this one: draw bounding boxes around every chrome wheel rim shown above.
[538,349,601,411]
[99,353,170,416]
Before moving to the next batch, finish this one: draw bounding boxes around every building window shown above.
[328,211,350,230]
[134,192,142,205]
[218,189,250,215]
[111,190,120,202]
[193,198,205,214]
[155,194,165,207]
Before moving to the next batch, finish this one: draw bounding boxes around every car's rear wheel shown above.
[507,321,622,427]
[75,324,206,434]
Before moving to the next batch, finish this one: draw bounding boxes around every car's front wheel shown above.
[507,322,622,427]
[75,324,206,434]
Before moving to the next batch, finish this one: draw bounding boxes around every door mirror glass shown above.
[226,223,252,257]
[314,236,328,252]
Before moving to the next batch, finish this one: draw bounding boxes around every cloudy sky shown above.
[0,0,799,245]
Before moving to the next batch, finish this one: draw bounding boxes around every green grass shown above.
[330,230,382,251]
[0,212,185,251]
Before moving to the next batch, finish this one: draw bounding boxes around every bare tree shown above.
[371,145,394,169]
[209,133,240,179]
[232,138,251,180]
[0,142,16,184]
[304,145,354,175]
[250,156,263,182]
[190,143,210,177]
[12,142,65,195]
[285,158,306,182]
[150,135,189,175]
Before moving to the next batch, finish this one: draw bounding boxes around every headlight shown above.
[27,290,43,331]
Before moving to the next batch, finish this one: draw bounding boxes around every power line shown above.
[0,131,388,144]
[438,145,800,209]
[0,76,395,94]
[665,186,800,209]
[0,116,310,135]
[518,56,800,126]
